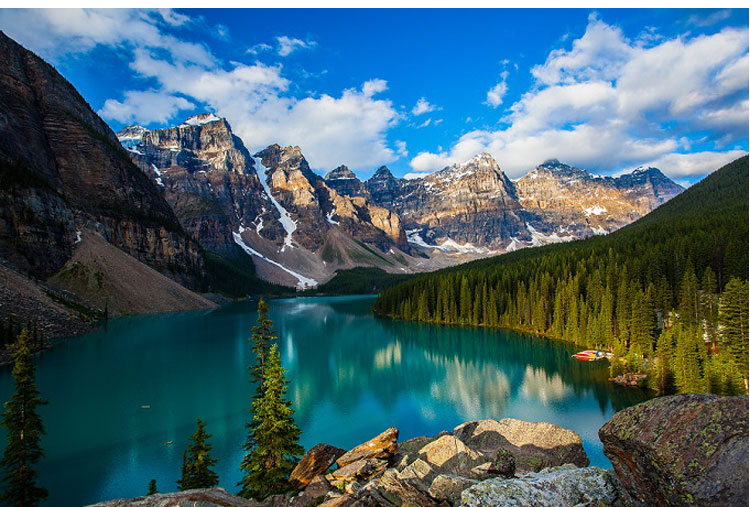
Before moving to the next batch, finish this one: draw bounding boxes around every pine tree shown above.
[147,478,158,496]
[177,418,219,491]
[719,278,749,382]
[238,344,304,499]
[0,329,48,506]
[250,299,276,393]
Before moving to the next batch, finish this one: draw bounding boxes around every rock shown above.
[89,487,259,506]
[599,393,749,506]
[376,469,441,507]
[337,428,399,467]
[327,459,388,488]
[428,474,478,504]
[291,475,334,506]
[320,493,357,507]
[454,419,589,472]
[460,464,619,507]
[417,435,486,477]
[486,447,515,478]
[396,458,437,487]
[392,434,447,471]
[290,443,346,489]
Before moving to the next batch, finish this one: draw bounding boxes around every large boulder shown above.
[459,464,620,507]
[428,474,478,504]
[418,435,487,477]
[327,458,388,489]
[454,419,589,472]
[337,428,399,467]
[290,475,334,507]
[599,393,749,506]
[376,469,441,507]
[290,443,346,489]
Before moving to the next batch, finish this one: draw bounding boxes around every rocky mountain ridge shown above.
[118,116,683,289]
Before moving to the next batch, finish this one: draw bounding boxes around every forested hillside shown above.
[375,156,749,395]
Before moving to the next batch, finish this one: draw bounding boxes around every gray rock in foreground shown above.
[459,464,619,507]
[599,393,749,506]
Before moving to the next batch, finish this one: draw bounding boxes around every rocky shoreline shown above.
[94,394,748,507]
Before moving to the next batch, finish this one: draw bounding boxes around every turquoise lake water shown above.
[0,295,652,505]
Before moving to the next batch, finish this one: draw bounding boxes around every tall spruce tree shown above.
[0,329,48,506]
[238,344,303,500]
[177,418,219,491]
[147,478,158,496]
[719,277,749,381]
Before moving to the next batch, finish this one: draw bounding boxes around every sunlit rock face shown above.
[515,159,683,238]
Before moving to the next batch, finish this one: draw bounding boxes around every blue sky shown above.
[0,8,747,183]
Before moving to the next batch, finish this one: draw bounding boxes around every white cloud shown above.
[99,89,194,124]
[416,118,432,129]
[247,42,272,55]
[412,97,439,115]
[276,35,315,57]
[641,150,747,177]
[395,140,408,157]
[0,9,400,173]
[411,14,749,180]
[486,70,509,108]
[686,9,732,27]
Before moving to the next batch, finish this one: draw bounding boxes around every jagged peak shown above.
[371,165,394,179]
[325,165,358,180]
[180,113,223,127]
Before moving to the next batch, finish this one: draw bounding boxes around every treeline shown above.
[375,156,749,395]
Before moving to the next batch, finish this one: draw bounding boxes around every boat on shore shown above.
[572,350,612,361]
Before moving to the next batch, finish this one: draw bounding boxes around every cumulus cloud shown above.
[486,70,509,107]
[0,9,400,173]
[276,35,315,56]
[395,140,408,157]
[410,13,749,179]
[412,97,439,115]
[99,89,194,124]
[247,42,272,55]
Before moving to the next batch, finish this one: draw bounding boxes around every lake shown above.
[0,295,651,505]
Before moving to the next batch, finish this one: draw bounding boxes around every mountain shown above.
[365,154,682,254]
[367,153,527,253]
[119,115,685,289]
[119,123,420,288]
[373,156,748,393]
[515,158,683,238]
[0,31,214,342]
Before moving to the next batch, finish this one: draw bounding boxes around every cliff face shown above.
[515,159,683,237]
[365,155,683,254]
[123,114,270,254]
[367,154,528,250]
[0,31,205,289]
[121,128,412,288]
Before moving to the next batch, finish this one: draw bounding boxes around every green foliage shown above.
[147,478,157,496]
[238,302,304,500]
[719,277,750,378]
[0,330,48,506]
[177,418,219,491]
[375,156,749,395]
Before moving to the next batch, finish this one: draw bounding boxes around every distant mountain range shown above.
[117,116,683,288]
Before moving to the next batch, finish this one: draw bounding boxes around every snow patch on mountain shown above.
[182,113,221,127]
[253,157,297,252]
[233,227,317,290]
[582,205,607,216]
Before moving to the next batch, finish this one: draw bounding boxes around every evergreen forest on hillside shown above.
[374,156,750,395]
